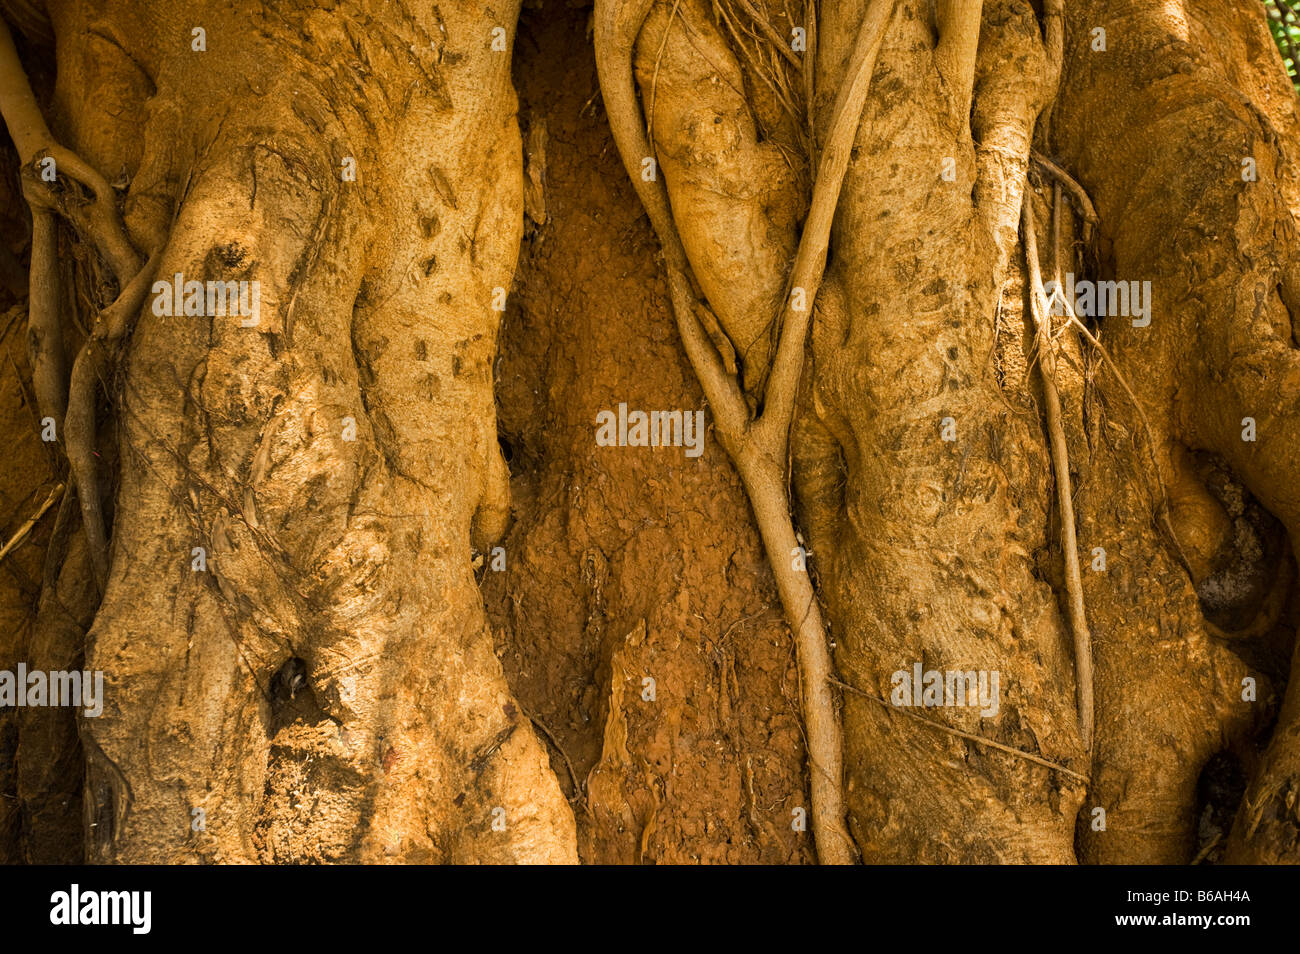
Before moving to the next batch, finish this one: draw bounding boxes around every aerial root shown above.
[1023,167,1203,763]
[65,259,160,592]
[1022,193,1094,760]
[27,209,66,428]
[0,15,149,594]
[1042,180,1193,576]
[1031,149,1098,230]
[596,0,897,864]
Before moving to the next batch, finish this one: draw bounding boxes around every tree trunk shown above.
[0,0,1296,864]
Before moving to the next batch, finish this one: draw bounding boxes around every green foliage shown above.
[1265,0,1300,90]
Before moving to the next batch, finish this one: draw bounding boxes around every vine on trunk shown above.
[0,17,150,595]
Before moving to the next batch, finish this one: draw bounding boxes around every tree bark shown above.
[0,0,1297,865]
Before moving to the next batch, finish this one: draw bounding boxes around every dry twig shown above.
[0,481,64,565]
[829,674,1090,784]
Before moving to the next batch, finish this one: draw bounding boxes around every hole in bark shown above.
[271,657,309,705]
[1193,750,1246,864]
[1190,453,1288,632]
[1183,450,1297,683]
[268,657,328,734]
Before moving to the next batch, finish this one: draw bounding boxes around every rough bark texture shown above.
[1055,0,1300,864]
[0,0,1297,865]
